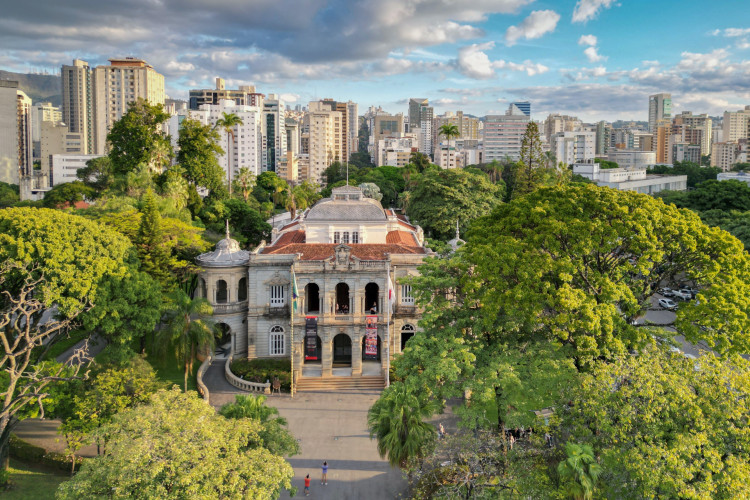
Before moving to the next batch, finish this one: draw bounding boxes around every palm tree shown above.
[215,112,244,195]
[367,381,436,469]
[219,395,300,456]
[233,167,256,203]
[438,123,460,148]
[156,290,217,392]
[557,442,601,500]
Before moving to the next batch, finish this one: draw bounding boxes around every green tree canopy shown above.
[219,395,300,457]
[657,179,750,212]
[560,346,750,499]
[76,156,115,194]
[107,98,171,176]
[405,168,504,240]
[513,121,546,199]
[176,118,226,195]
[0,181,20,207]
[42,181,95,209]
[56,389,295,499]
[700,209,750,250]
[647,161,719,188]
[134,189,171,284]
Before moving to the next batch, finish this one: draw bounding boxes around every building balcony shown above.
[394,304,417,315]
[212,300,248,315]
[267,304,290,316]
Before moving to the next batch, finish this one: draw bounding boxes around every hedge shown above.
[230,359,291,392]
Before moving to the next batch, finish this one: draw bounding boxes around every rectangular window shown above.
[342,232,350,244]
[352,231,359,244]
[270,285,285,306]
[333,232,340,244]
[401,285,415,305]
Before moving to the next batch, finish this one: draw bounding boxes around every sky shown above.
[1,0,750,122]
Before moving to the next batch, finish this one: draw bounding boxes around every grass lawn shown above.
[152,357,198,392]
[3,458,68,499]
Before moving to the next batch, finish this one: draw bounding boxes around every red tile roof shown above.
[386,230,419,246]
[271,230,306,246]
[280,221,299,231]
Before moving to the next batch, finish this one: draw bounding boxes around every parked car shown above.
[659,288,675,297]
[682,288,699,298]
[673,290,691,301]
[658,298,678,310]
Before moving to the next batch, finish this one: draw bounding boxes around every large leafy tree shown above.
[56,389,295,499]
[647,161,719,188]
[219,395,300,457]
[42,181,95,208]
[156,290,217,392]
[559,346,750,499]
[405,168,504,240]
[557,443,601,500]
[0,181,19,207]
[0,208,137,470]
[466,183,750,366]
[176,118,226,195]
[214,112,244,195]
[107,98,171,176]
[700,209,750,250]
[76,156,115,194]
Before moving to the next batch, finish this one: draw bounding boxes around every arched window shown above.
[335,283,350,314]
[306,283,320,313]
[365,282,379,314]
[216,280,228,303]
[401,324,416,351]
[198,278,207,299]
[269,326,285,356]
[238,277,247,301]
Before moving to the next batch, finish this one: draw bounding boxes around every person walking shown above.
[321,461,328,485]
[304,474,311,496]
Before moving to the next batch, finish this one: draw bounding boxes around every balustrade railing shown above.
[212,300,248,314]
[224,354,271,394]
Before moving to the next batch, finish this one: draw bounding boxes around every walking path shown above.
[266,390,408,499]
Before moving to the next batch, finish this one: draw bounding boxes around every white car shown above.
[673,290,691,301]
[658,298,678,310]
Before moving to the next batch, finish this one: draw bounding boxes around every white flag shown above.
[387,274,396,313]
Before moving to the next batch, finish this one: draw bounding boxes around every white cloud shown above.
[578,34,597,46]
[165,61,195,72]
[724,28,750,37]
[279,93,300,103]
[572,0,617,23]
[504,10,560,46]
[737,39,750,50]
[457,42,496,79]
[496,59,550,76]
[584,46,607,62]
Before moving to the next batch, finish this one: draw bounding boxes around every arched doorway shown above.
[401,324,416,351]
[335,283,350,314]
[304,335,322,363]
[215,323,231,356]
[362,334,381,361]
[365,282,379,314]
[333,333,352,366]
[306,283,320,313]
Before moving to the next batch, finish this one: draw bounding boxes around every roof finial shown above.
[456,219,460,240]
[225,219,230,239]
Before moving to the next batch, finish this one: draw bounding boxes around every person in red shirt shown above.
[304,474,311,496]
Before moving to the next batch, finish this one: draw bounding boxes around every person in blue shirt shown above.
[321,461,328,485]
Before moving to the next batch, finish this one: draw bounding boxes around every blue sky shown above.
[1,0,749,121]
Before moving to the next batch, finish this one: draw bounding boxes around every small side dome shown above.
[447,220,465,253]
[196,222,250,267]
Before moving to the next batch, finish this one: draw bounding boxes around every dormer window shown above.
[352,231,359,243]
[342,232,350,244]
[334,231,341,244]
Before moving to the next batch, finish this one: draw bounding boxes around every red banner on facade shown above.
[364,315,378,360]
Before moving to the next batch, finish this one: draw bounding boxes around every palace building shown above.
[196,185,433,387]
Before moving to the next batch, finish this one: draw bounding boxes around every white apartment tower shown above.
[305,103,343,184]
[61,59,96,154]
[551,131,596,166]
[723,106,750,143]
[92,57,165,154]
[482,114,530,162]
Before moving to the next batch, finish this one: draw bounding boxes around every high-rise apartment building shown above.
[653,119,672,163]
[595,121,611,156]
[16,90,33,179]
[189,78,264,110]
[0,81,28,185]
[347,101,359,155]
[711,142,740,171]
[482,114,530,162]
[311,99,356,163]
[648,93,672,133]
[92,57,165,154]
[32,102,62,144]
[723,106,750,143]
[434,111,480,144]
[61,59,95,154]
[303,103,343,184]
[262,94,287,173]
[672,111,712,157]
[407,98,434,156]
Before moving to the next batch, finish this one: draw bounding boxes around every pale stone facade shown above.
[196,186,431,382]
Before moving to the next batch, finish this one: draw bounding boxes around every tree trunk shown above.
[0,422,13,472]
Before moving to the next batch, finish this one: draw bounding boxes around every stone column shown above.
[322,332,333,377]
[352,332,362,376]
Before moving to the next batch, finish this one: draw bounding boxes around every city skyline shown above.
[0,1,749,121]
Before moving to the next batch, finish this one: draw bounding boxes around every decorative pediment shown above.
[264,271,290,286]
[333,244,351,266]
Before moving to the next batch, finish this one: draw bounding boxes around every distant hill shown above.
[0,70,61,106]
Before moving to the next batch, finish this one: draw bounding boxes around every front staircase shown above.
[295,375,385,392]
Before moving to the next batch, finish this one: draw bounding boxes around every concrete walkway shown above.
[204,359,242,408]
[266,390,408,499]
